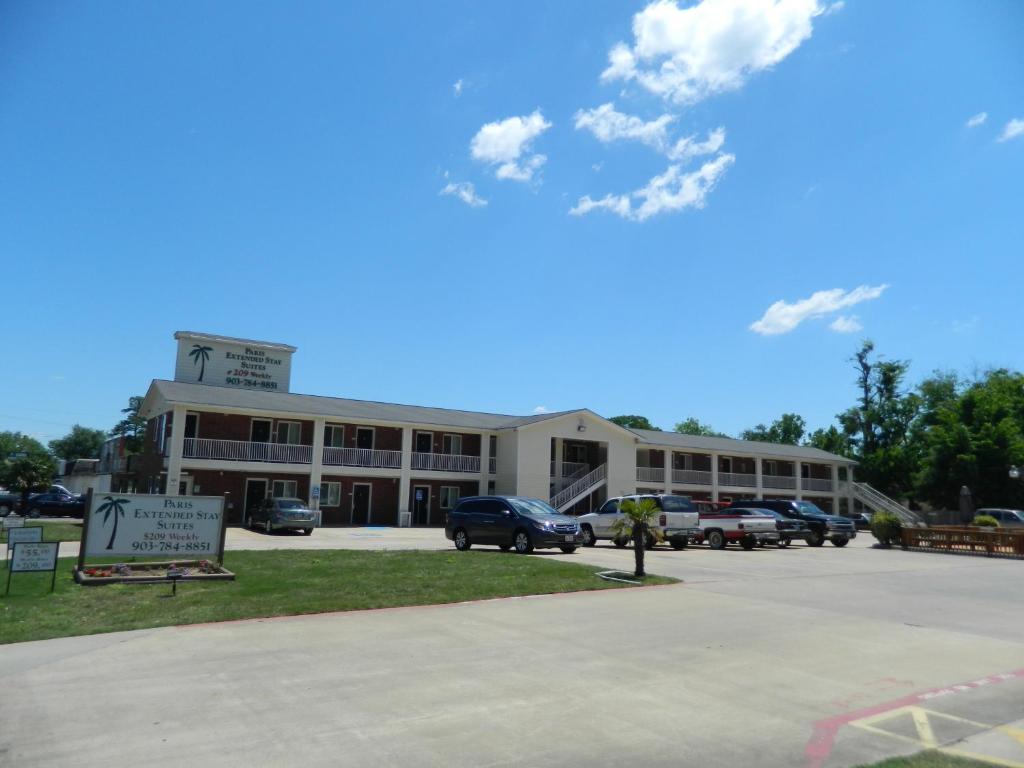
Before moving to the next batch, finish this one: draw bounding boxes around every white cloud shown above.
[574,103,675,151]
[829,315,862,333]
[998,118,1024,142]
[821,1,844,15]
[749,284,889,335]
[570,153,735,221]
[966,112,987,128]
[574,102,726,163]
[532,405,551,414]
[440,181,487,208]
[667,126,726,160]
[602,0,824,105]
[470,110,552,182]
[453,79,464,97]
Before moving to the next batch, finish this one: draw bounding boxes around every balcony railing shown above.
[183,438,312,464]
[412,452,481,473]
[802,477,834,492]
[672,469,712,485]
[719,471,757,488]
[763,474,797,490]
[636,466,665,483]
[323,446,402,469]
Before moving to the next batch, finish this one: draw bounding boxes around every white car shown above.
[693,507,778,550]
[577,494,701,550]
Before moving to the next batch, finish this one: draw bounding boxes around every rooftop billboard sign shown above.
[173,331,295,393]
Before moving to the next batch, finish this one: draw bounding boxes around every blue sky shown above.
[1,0,1022,444]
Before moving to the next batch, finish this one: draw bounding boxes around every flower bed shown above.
[74,559,235,586]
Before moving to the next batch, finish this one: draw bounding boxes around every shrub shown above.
[971,514,999,527]
[870,511,903,547]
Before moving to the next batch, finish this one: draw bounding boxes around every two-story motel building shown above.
[131,332,858,526]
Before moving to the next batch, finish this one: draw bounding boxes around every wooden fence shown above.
[901,526,1024,558]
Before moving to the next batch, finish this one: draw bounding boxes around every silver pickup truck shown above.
[576,494,702,550]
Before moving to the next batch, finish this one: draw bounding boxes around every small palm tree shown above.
[610,497,660,577]
[188,344,213,381]
[95,496,129,549]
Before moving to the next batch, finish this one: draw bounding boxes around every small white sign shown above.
[84,494,225,559]
[3,516,25,530]
[10,541,59,573]
[7,527,43,546]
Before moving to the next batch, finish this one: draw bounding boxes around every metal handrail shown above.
[551,464,607,510]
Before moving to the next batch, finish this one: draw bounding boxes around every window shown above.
[415,431,433,453]
[599,499,620,514]
[324,425,345,448]
[356,427,374,450]
[442,434,462,455]
[157,414,167,455]
[321,482,342,507]
[719,457,732,473]
[276,421,301,445]
[184,413,199,439]
[272,480,297,498]
[489,435,497,458]
[763,460,777,476]
[440,486,460,509]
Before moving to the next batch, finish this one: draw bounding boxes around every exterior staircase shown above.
[852,482,925,526]
[551,464,607,512]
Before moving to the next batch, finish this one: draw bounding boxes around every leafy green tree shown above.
[610,497,660,577]
[110,395,147,453]
[0,434,55,511]
[741,413,806,445]
[608,415,661,431]
[915,369,1024,510]
[837,341,920,499]
[805,426,852,457]
[49,424,107,461]
[674,417,728,437]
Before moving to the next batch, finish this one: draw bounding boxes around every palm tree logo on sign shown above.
[95,496,129,550]
[188,344,214,382]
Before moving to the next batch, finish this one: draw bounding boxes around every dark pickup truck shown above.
[0,490,20,516]
[723,499,856,547]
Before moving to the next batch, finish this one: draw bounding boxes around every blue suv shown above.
[445,496,582,554]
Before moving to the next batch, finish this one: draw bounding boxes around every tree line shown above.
[610,340,1024,511]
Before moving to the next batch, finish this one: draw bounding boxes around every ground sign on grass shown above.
[0,549,675,644]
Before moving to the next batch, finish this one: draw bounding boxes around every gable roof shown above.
[143,380,576,431]
[629,428,855,464]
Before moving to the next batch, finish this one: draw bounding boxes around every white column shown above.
[847,464,856,513]
[309,417,325,513]
[663,450,672,494]
[831,463,840,514]
[478,432,491,495]
[710,452,719,502]
[796,463,804,501]
[398,427,412,523]
[554,437,564,491]
[166,405,186,496]
[755,456,763,499]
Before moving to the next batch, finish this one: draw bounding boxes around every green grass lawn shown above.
[0,549,675,644]
[855,751,995,767]
[2,520,84,543]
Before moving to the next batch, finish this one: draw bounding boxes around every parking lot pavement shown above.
[3,530,1023,768]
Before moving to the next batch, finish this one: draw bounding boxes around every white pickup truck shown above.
[577,494,701,550]
[692,507,778,550]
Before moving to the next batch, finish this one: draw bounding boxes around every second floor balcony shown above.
[184,437,313,464]
[411,452,481,473]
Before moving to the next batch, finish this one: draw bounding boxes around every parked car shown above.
[847,512,872,530]
[445,496,581,554]
[975,508,1024,527]
[0,488,20,516]
[692,506,778,550]
[23,488,86,518]
[576,494,701,550]
[248,497,316,534]
[751,508,811,547]
[723,499,856,547]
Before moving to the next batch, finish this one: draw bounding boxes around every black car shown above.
[723,499,856,547]
[24,488,86,518]
[750,508,811,547]
[445,495,582,554]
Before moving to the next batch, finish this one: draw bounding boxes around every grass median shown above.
[856,751,994,767]
[4,520,85,542]
[0,549,675,644]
